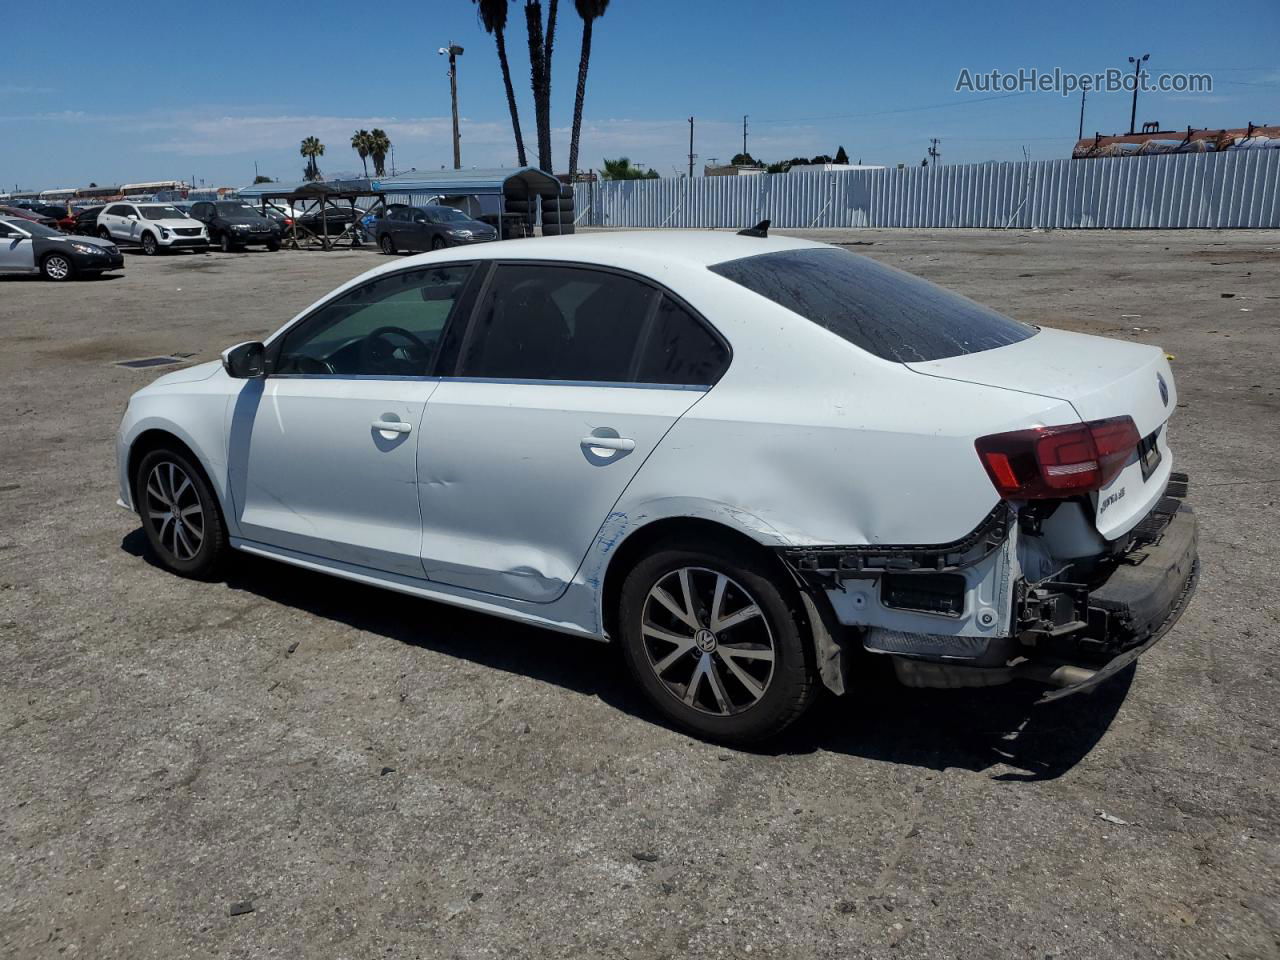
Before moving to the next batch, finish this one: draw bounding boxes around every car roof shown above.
[454,229,824,268]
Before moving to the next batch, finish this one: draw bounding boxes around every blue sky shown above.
[2,0,1276,190]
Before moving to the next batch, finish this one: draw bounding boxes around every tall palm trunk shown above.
[494,28,527,167]
[525,1,553,172]
[568,16,593,177]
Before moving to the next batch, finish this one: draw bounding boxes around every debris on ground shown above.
[228,901,255,917]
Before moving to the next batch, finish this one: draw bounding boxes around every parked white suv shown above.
[115,227,1198,743]
[97,202,208,255]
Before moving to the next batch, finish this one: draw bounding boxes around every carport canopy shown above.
[371,167,561,200]
[236,178,381,202]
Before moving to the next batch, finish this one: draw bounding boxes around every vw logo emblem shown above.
[1156,372,1169,407]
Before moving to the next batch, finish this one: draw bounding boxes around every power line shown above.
[747,90,1035,126]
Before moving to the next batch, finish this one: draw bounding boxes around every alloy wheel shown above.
[144,461,205,561]
[640,567,776,716]
[44,256,71,280]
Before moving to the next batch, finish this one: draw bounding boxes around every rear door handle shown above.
[373,419,412,434]
[581,436,635,452]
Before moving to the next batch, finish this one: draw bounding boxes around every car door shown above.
[0,222,36,272]
[415,261,731,602]
[228,262,478,577]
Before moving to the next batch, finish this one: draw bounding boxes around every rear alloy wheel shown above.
[431,235,446,250]
[41,253,75,281]
[619,542,818,743]
[135,447,229,579]
[379,233,396,255]
[141,232,159,256]
[98,227,112,241]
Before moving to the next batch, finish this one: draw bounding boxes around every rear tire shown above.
[134,446,229,580]
[41,253,75,281]
[617,539,818,744]
[431,235,446,250]
[379,232,396,255]
[98,227,112,241]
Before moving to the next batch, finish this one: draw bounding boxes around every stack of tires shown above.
[540,185,575,236]
[502,197,535,239]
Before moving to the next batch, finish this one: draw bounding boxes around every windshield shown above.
[140,206,188,221]
[426,206,470,223]
[8,220,63,238]
[217,202,265,218]
[710,247,1036,363]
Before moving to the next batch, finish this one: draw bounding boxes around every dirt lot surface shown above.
[2,230,1278,959]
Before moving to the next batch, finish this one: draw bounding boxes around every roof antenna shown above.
[737,219,769,238]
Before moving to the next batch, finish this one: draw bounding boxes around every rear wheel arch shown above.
[600,516,800,642]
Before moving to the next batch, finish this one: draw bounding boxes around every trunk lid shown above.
[906,326,1177,541]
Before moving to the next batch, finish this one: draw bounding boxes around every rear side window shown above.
[636,297,729,386]
[458,264,729,386]
[459,264,655,382]
[710,247,1035,363]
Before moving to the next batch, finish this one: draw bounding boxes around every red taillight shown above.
[975,416,1140,499]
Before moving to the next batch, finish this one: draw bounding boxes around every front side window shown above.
[276,264,474,376]
[15,221,60,238]
[710,247,1036,363]
[457,264,727,386]
[0,223,17,238]
[105,205,130,217]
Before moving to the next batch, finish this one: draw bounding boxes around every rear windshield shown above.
[709,247,1035,362]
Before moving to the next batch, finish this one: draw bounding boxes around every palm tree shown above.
[523,0,556,171]
[473,0,527,167]
[368,129,391,178]
[567,0,609,177]
[600,157,658,180]
[300,136,325,181]
[351,129,372,177]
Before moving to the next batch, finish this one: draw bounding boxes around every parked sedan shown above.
[115,228,1197,743]
[375,204,497,254]
[0,215,123,280]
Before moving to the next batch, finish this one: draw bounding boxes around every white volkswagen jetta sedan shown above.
[117,228,1197,742]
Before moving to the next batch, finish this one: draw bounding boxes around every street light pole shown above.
[439,42,465,169]
[1127,53,1149,136]
[1078,89,1086,141]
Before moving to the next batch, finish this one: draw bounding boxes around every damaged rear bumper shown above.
[887,497,1198,701]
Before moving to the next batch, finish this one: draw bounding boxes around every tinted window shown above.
[710,247,1035,363]
[105,205,130,217]
[140,206,186,221]
[0,223,16,238]
[637,297,729,386]
[277,265,474,376]
[459,264,657,382]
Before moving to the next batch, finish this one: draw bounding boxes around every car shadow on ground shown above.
[122,531,1130,781]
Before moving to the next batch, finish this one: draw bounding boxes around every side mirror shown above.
[127,214,139,221]
[222,341,266,379]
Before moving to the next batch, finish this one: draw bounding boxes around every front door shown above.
[417,262,731,602]
[228,262,477,576]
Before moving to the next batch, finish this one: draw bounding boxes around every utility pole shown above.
[688,116,696,178]
[1078,89,1087,140]
[440,42,465,169]
[742,115,748,159]
[1127,53,1149,135]
[928,138,941,166]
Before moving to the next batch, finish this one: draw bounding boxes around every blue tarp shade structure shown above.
[371,167,560,199]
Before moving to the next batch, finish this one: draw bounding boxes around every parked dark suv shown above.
[190,201,284,252]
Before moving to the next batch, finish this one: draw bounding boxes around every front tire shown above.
[140,232,160,256]
[219,232,234,253]
[431,235,446,250]
[41,253,75,281]
[266,238,281,251]
[134,447,229,580]
[618,540,818,743]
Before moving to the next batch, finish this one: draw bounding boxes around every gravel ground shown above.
[1,229,1278,959]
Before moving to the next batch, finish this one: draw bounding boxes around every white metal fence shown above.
[580,149,1280,230]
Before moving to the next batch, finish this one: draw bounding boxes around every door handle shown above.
[372,419,412,434]
[581,435,634,452]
